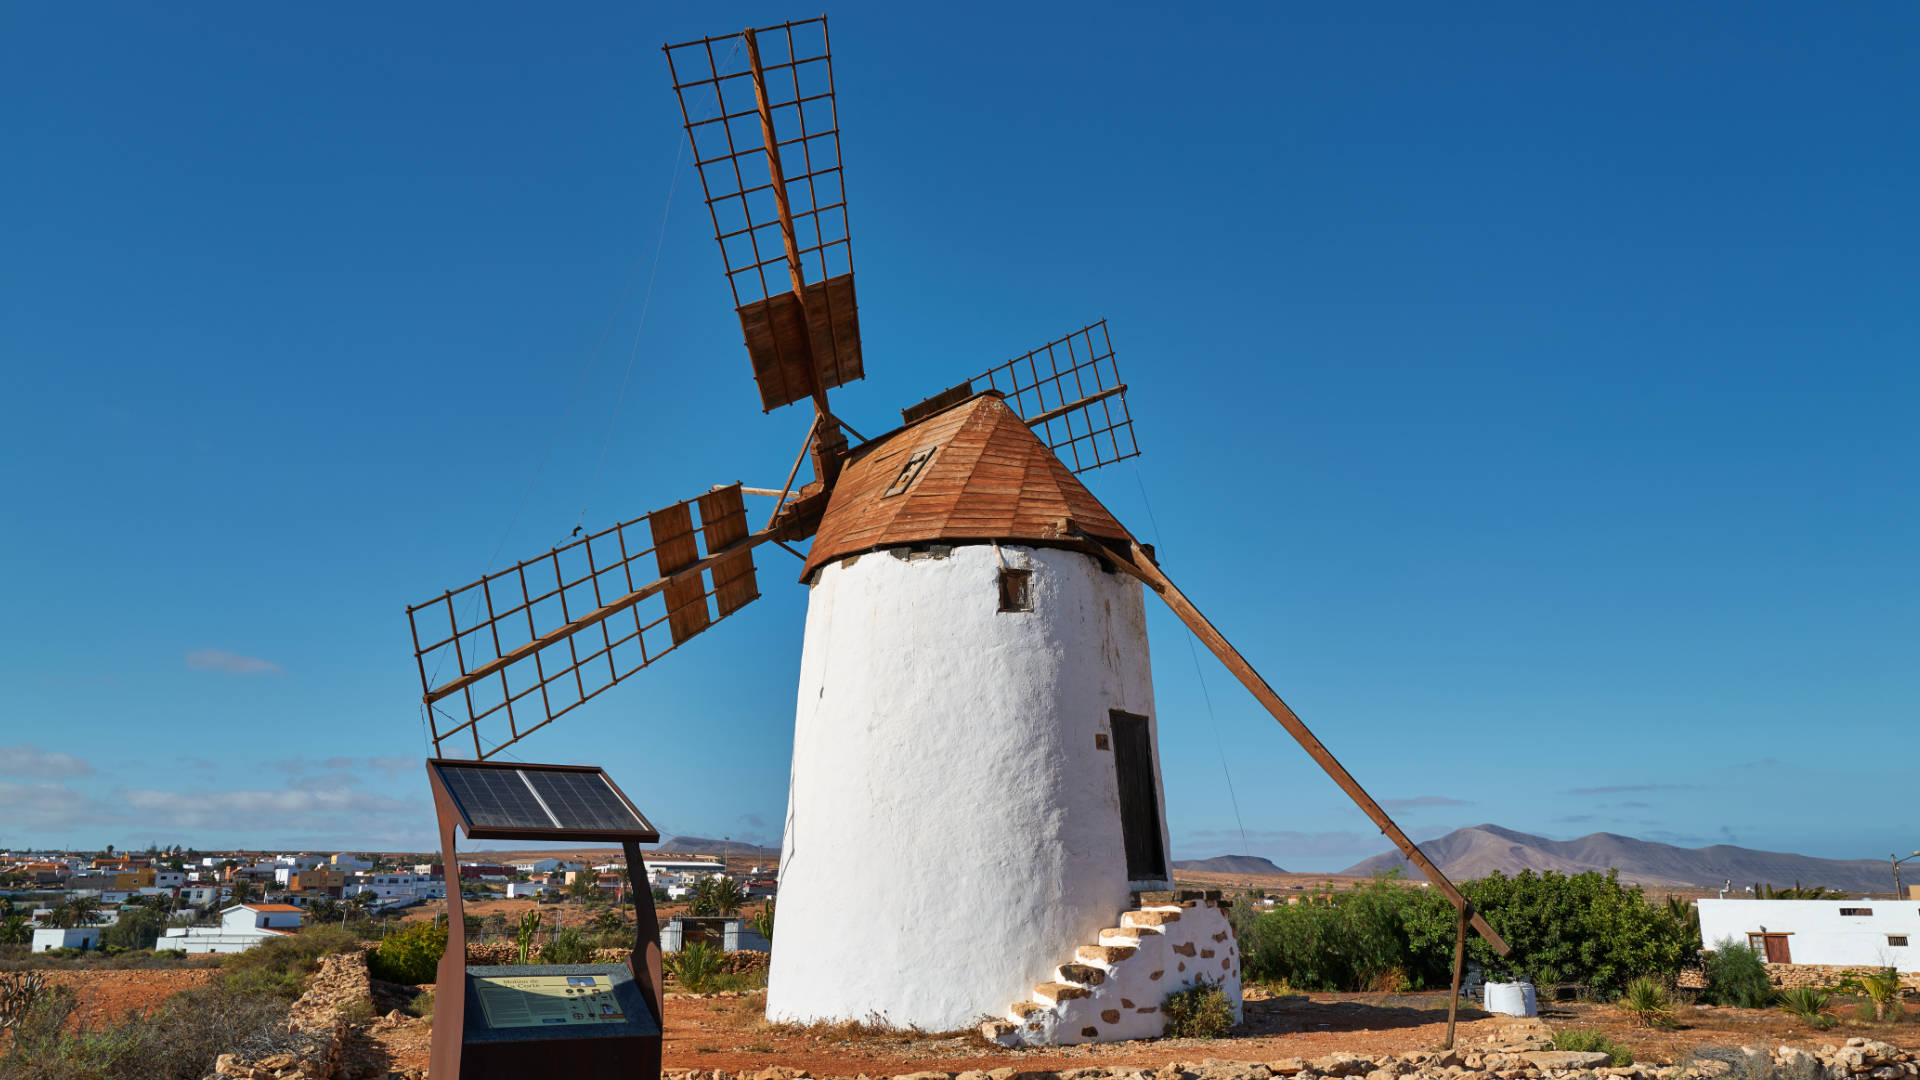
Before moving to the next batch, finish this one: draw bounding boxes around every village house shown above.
[1700,898,1920,972]
[153,903,307,955]
[31,926,101,952]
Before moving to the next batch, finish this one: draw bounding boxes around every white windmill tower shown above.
[405,15,1508,1047]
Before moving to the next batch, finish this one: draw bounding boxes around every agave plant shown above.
[1618,975,1676,1028]
[1777,986,1837,1029]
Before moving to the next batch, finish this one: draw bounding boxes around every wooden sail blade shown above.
[1108,539,1512,957]
[664,17,863,413]
[972,320,1140,474]
[406,484,769,760]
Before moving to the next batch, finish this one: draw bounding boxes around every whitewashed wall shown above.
[1699,899,1920,972]
[767,543,1169,1031]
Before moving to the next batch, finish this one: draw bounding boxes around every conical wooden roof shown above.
[800,393,1134,581]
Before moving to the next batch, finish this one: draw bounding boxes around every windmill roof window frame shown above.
[882,446,937,498]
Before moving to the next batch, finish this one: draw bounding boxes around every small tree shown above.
[750,898,775,942]
[102,907,163,950]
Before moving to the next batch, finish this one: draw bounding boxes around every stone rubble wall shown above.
[1676,964,1919,993]
[205,951,367,1080]
[1761,964,1920,992]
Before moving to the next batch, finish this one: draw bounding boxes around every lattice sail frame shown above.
[665,17,863,413]
[407,485,762,760]
[972,320,1140,474]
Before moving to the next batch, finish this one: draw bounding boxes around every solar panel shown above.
[524,770,648,833]
[429,761,657,842]
[440,766,553,830]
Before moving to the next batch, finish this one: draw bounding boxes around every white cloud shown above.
[120,784,415,819]
[185,649,284,675]
[0,744,95,778]
[0,780,118,830]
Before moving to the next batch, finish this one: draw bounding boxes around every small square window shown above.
[998,568,1032,612]
[1890,935,1910,947]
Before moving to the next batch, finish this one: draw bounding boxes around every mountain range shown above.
[1171,854,1289,874]
[653,835,781,858]
[1341,824,1894,893]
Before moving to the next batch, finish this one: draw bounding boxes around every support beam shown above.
[1446,905,1468,1049]
[1112,539,1511,957]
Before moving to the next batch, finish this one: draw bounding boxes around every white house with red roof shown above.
[153,902,307,954]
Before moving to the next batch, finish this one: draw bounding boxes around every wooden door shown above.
[1748,932,1792,963]
[1110,711,1167,881]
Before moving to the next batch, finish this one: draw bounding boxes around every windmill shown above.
[405,16,1507,1046]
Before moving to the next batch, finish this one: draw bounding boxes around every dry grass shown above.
[700,991,976,1047]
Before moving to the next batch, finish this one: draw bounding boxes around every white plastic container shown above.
[1483,980,1537,1017]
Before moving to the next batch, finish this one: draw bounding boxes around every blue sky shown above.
[3,4,1914,868]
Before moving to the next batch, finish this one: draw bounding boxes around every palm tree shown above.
[687,876,747,917]
[55,895,102,929]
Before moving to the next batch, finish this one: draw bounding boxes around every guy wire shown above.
[1131,464,1252,860]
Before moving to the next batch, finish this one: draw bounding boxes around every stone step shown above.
[1098,926,1147,945]
[1076,944,1138,965]
[1055,962,1106,986]
[1032,981,1092,1004]
[1009,1000,1047,1019]
[1122,909,1181,929]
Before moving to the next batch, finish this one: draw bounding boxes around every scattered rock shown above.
[1521,1051,1614,1071]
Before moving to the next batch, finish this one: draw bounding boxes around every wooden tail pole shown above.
[1114,539,1511,957]
[1446,905,1468,1049]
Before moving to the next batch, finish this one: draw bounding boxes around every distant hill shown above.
[1172,854,1288,874]
[1341,824,1890,893]
[653,835,780,859]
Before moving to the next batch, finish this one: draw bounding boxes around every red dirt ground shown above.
[44,967,223,1026]
[364,987,1904,1078]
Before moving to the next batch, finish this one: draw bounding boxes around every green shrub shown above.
[1161,979,1235,1038]
[1553,1029,1633,1066]
[1777,986,1836,1029]
[407,988,435,1022]
[222,924,360,1000]
[368,921,447,985]
[1403,870,1699,996]
[1235,876,1435,991]
[666,942,722,992]
[1704,939,1776,1008]
[544,928,594,966]
[1618,976,1675,1027]
[1238,869,1698,996]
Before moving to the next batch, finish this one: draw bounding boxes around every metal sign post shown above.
[425,759,664,1080]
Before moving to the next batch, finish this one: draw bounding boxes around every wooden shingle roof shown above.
[800,393,1133,580]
